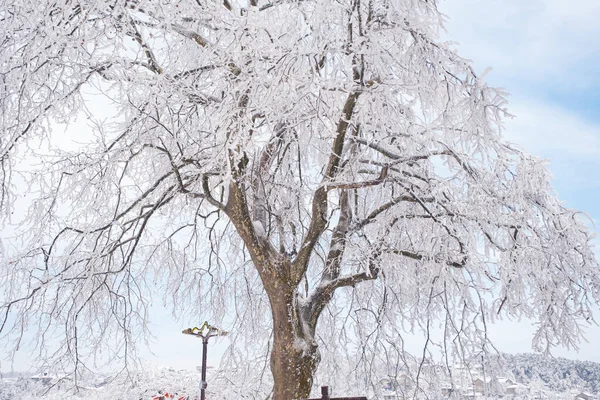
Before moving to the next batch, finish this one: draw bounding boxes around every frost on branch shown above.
[0,0,598,398]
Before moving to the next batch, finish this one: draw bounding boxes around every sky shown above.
[438,0,600,361]
[439,0,600,215]
[2,0,600,374]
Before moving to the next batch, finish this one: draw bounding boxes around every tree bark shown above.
[269,289,319,400]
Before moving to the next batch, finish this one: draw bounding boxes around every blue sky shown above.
[439,0,600,361]
[440,0,600,210]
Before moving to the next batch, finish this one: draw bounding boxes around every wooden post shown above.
[321,386,330,400]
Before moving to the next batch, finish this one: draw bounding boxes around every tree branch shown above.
[127,19,163,74]
[386,248,466,268]
[292,91,360,282]
[202,175,226,210]
[352,194,434,231]
[324,166,388,191]
[302,251,380,333]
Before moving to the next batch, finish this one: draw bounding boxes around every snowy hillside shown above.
[503,353,600,394]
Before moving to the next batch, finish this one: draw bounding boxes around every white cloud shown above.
[489,97,600,198]
[440,0,600,87]
[504,98,600,158]
[439,0,600,194]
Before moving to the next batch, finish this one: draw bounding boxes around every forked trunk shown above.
[224,185,320,399]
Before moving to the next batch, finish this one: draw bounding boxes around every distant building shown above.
[505,383,528,396]
[575,393,595,400]
[30,372,54,385]
[378,377,399,400]
[441,384,459,397]
[472,377,489,394]
[498,378,515,387]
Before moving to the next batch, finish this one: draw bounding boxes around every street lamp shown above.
[182,322,228,400]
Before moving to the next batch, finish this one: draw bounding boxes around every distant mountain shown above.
[503,353,600,394]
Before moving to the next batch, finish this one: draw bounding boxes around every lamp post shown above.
[182,322,228,400]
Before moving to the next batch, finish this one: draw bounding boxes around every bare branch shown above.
[293,91,361,279]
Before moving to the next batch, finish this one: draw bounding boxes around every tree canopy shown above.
[0,0,598,398]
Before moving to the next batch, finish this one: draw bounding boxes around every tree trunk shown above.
[269,289,319,400]
[225,183,320,399]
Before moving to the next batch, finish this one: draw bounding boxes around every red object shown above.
[151,392,188,400]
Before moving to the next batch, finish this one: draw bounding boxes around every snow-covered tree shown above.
[0,0,598,399]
